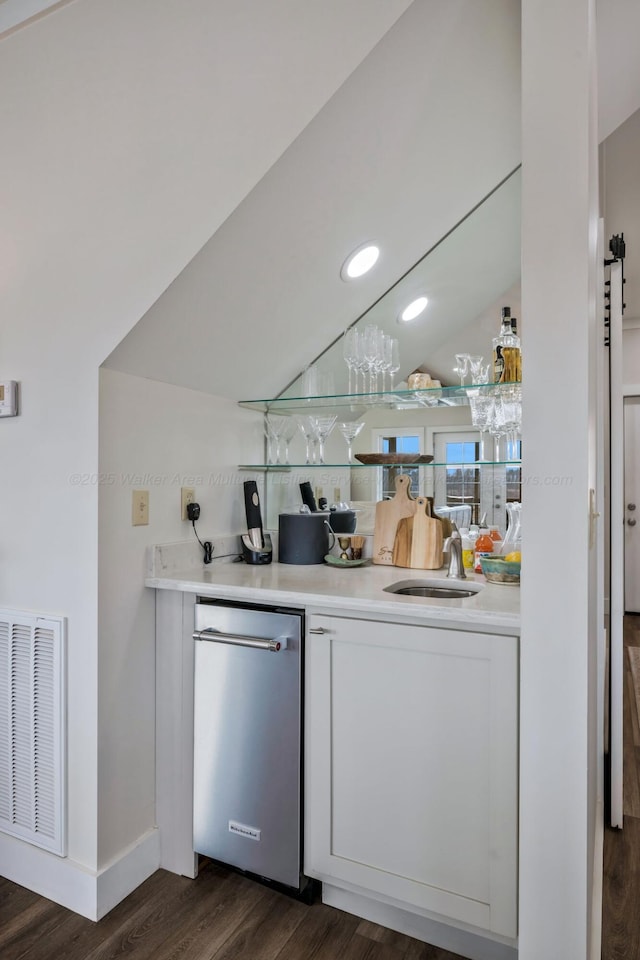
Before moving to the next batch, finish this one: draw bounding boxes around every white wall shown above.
[0,0,410,895]
[106,0,522,402]
[97,369,261,864]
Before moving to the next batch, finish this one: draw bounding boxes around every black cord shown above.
[192,520,213,564]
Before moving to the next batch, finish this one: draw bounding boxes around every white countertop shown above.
[146,559,520,634]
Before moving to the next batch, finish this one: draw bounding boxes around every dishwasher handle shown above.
[193,628,284,652]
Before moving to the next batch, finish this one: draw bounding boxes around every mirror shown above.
[280,165,521,397]
[263,167,522,534]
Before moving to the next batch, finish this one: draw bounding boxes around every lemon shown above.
[505,551,521,563]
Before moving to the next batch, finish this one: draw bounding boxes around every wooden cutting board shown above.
[372,474,416,565]
[392,497,443,569]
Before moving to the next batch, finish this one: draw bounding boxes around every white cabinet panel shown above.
[305,615,518,938]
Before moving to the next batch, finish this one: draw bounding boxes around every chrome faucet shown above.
[446,523,467,580]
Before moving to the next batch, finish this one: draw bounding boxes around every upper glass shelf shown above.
[239,459,522,471]
[238,381,521,415]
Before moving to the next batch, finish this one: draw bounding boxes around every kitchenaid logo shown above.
[228,820,261,841]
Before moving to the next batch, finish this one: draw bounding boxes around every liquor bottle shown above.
[509,315,523,381]
[493,307,522,383]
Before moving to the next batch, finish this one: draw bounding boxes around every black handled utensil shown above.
[299,481,318,512]
[244,480,264,549]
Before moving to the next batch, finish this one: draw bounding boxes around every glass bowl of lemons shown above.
[480,553,521,585]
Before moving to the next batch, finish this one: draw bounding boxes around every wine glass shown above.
[362,324,381,394]
[501,385,522,461]
[343,328,359,395]
[489,392,508,461]
[314,415,337,464]
[387,338,400,391]
[467,355,486,385]
[468,392,494,463]
[354,328,369,395]
[454,353,470,386]
[338,420,365,463]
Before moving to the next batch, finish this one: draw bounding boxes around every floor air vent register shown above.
[0,611,66,856]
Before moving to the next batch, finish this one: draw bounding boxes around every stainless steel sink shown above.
[383,578,483,599]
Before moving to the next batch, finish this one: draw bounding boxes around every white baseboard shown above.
[0,827,160,920]
[323,883,517,960]
[96,828,161,919]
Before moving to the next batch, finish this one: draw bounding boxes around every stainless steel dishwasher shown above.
[192,598,307,894]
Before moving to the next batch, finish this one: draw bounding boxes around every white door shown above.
[432,429,520,533]
[625,397,640,613]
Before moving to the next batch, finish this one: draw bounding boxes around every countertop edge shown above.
[145,573,521,635]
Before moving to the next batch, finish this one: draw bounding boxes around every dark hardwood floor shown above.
[0,858,465,960]
[602,614,640,959]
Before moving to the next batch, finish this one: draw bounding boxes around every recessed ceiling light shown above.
[398,296,429,323]
[341,243,380,280]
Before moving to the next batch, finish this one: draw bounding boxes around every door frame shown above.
[623,392,640,613]
[609,262,625,828]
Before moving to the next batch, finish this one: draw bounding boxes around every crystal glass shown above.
[363,324,381,394]
[378,334,391,393]
[338,420,365,463]
[280,417,298,465]
[354,328,369,394]
[385,337,400,391]
[500,384,522,461]
[468,391,494,463]
[468,355,489,385]
[302,364,318,397]
[454,353,470,386]
[343,328,359,395]
[314,415,337,464]
[265,413,286,464]
[296,415,319,464]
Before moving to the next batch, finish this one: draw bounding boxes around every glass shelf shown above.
[239,460,522,471]
[237,381,522,415]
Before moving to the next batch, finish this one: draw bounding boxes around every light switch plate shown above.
[132,490,149,526]
[0,381,18,417]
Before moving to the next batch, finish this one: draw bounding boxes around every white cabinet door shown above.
[304,614,518,938]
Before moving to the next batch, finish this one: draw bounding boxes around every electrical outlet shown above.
[181,487,196,521]
[132,490,149,526]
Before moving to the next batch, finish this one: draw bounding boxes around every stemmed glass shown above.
[501,385,522,461]
[468,355,487,385]
[265,413,286,464]
[343,328,359,395]
[381,335,400,393]
[489,392,508,461]
[338,420,365,463]
[296,415,319,464]
[468,392,494,463]
[314,415,337,464]
[454,353,470,386]
[387,337,400,391]
[363,324,381,394]
[280,417,298,465]
[354,330,369,395]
